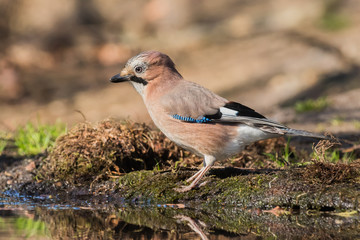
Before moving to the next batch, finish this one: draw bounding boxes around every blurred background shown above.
[1,0,360,134]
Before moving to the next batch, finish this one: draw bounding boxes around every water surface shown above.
[1,191,359,239]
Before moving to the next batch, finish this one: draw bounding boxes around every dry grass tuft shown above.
[312,135,341,162]
[302,138,360,184]
[303,161,360,184]
[38,119,199,183]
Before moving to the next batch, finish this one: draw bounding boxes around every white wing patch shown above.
[219,107,238,116]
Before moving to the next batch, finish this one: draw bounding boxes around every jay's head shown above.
[110,51,182,94]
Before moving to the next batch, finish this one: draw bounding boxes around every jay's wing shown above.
[212,102,328,138]
[160,80,227,119]
[161,80,327,138]
[160,80,270,124]
[211,101,293,135]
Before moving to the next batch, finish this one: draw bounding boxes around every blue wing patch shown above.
[172,114,212,123]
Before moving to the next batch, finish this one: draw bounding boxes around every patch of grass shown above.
[15,121,67,155]
[0,134,7,155]
[353,120,360,130]
[319,12,350,31]
[314,148,354,164]
[312,138,355,164]
[264,152,282,167]
[331,116,344,126]
[316,123,326,133]
[294,97,328,113]
[318,0,350,31]
[264,138,295,167]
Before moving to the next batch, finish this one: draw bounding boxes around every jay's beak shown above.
[110,73,132,83]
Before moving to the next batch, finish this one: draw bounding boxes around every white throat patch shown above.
[130,81,146,97]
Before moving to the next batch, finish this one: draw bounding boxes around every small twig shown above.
[268,176,278,188]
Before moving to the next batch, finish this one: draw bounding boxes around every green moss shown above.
[114,178,360,238]
[118,171,154,188]
[108,163,360,211]
[116,170,186,203]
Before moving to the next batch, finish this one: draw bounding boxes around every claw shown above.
[174,185,196,192]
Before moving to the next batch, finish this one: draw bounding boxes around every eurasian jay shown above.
[110,51,327,192]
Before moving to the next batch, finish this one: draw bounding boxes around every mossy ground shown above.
[110,163,360,210]
[1,119,360,212]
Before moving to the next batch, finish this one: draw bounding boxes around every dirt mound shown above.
[37,119,198,183]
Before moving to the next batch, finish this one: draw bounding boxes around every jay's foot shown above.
[174,180,209,192]
[174,185,195,192]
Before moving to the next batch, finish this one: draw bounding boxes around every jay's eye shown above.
[135,66,143,73]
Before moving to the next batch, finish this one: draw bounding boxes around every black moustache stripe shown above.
[130,76,148,85]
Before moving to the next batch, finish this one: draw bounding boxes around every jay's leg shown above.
[175,155,215,192]
[186,170,201,183]
[186,167,203,183]
[186,158,211,183]
[175,166,211,192]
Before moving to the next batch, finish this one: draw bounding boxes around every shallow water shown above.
[0,191,359,240]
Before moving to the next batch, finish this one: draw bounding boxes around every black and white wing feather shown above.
[211,101,327,139]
